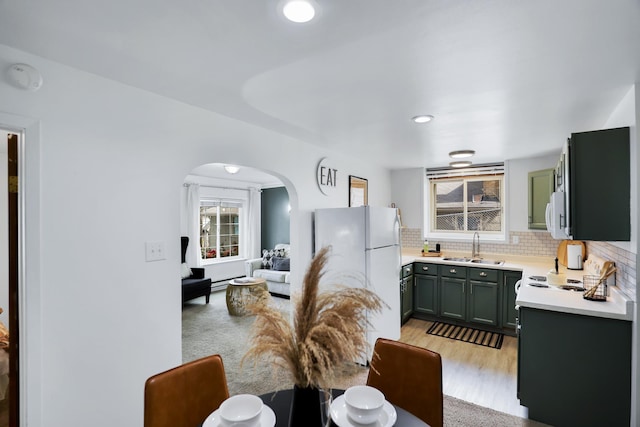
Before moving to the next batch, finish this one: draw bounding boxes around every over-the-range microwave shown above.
[546,191,570,239]
[546,140,571,239]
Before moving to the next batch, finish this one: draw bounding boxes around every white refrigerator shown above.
[314,206,401,364]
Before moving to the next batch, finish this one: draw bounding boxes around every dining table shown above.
[258,388,429,427]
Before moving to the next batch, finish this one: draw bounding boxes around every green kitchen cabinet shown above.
[518,307,631,426]
[502,270,522,330]
[400,264,414,324]
[439,265,467,321]
[414,262,438,316]
[568,127,630,241]
[528,168,554,230]
[468,267,499,326]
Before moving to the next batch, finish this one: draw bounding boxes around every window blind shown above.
[425,163,504,180]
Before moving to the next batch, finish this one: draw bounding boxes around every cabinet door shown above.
[569,127,630,241]
[440,277,466,320]
[414,274,438,315]
[401,276,414,323]
[468,280,498,326]
[528,168,554,230]
[502,271,521,329]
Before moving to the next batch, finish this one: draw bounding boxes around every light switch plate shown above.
[145,241,166,262]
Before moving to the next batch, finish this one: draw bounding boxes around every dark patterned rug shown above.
[427,321,504,349]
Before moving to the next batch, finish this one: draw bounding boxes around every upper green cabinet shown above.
[528,168,554,230]
[568,127,630,241]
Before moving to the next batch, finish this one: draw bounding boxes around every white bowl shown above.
[344,385,385,424]
[219,394,263,427]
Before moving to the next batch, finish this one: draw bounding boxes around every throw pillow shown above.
[272,257,290,271]
[180,263,192,279]
[262,248,287,269]
[262,249,275,269]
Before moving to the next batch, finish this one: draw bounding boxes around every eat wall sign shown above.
[316,157,339,197]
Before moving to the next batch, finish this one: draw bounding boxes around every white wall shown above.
[0,44,392,427]
[390,168,424,229]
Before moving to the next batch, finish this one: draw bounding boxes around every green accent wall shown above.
[261,187,290,250]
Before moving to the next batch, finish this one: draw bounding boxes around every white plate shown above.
[203,404,276,427]
[330,395,397,427]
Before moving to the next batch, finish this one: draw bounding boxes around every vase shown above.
[289,385,331,427]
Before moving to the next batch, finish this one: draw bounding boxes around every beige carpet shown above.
[182,290,549,427]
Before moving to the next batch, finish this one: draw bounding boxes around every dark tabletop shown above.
[260,388,429,427]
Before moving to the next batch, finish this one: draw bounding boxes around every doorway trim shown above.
[0,113,42,427]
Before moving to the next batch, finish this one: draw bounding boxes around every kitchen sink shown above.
[441,256,504,265]
[470,259,505,265]
[442,257,472,262]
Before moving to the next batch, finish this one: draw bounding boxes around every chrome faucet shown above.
[472,232,480,259]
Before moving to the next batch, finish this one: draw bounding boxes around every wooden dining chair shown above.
[144,354,229,427]
[366,338,443,427]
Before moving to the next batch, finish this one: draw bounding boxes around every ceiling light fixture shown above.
[449,150,476,159]
[412,115,434,124]
[449,160,472,168]
[224,165,240,174]
[282,0,316,23]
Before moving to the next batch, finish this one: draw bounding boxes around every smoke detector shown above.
[7,63,43,91]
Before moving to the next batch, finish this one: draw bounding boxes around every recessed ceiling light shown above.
[282,0,316,23]
[224,165,240,174]
[412,115,434,124]
[449,160,472,168]
[449,150,475,159]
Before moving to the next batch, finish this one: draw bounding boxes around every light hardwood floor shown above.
[399,318,529,419]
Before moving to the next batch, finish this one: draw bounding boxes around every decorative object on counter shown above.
[242,246,384,427]
[426,321,504,349]
[557,239,586,268]
[583,261,616,301]
[421,251,442,257]
[546,258,566,285]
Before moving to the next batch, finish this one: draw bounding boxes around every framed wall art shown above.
[348,175,368,207]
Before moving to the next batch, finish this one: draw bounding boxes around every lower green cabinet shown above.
[518,307,631,426]
[414,262,438,316]
[468,280,498,326]
[414,274,438,315]
[400,264,414,324]
[404,262,521,333]
[502,271,521,329]
[440,276,466,320]
[401,275,414,323]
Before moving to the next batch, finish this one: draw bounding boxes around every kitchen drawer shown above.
[401,264,413,278]
[440,264,467,278]
[468,267,498,282]
[414,262,437,276]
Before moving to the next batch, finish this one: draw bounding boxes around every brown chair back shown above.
[144,354,229,427]
[366,338,443,427]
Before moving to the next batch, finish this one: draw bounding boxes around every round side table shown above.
[226,278,268,316]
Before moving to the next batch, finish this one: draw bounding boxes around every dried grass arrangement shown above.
[242,246,384,388]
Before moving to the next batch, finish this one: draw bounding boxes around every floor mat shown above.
[426,321,504,349]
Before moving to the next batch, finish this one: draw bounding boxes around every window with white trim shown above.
[425,164,505,240]
[200,200,242,260]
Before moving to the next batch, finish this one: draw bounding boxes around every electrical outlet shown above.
[145,241,166,262]
[512,235,520,244]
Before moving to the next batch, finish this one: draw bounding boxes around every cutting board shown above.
[557,240,585,266]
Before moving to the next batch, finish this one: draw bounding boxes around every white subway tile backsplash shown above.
[400,228,636,302]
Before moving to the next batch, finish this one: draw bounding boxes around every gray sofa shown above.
[245,243,291,297]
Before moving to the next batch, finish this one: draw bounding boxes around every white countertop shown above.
[402,250,634,321]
